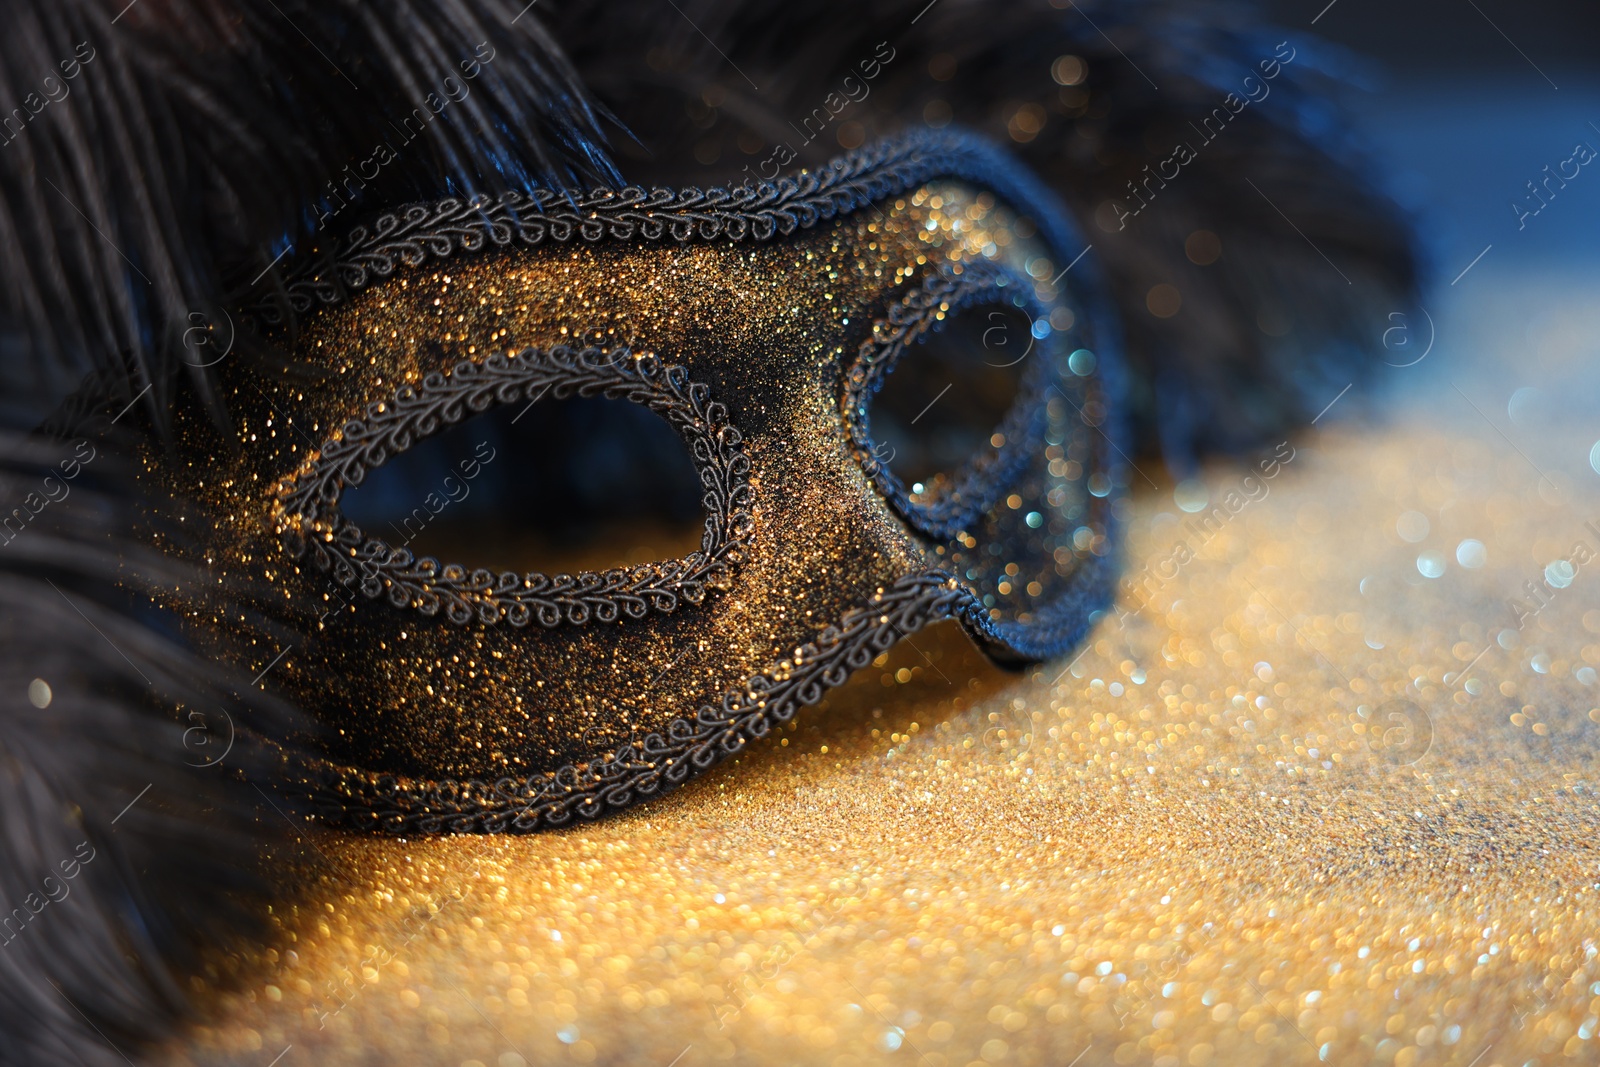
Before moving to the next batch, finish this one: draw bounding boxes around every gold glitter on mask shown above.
[147,133,1120,832]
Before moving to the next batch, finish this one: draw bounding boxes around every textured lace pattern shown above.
[306,572,964,833]
[843,260,1052,541]
[243,129,1035,324]
[272,345,754,628]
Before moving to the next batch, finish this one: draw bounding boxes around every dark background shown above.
[1253,0,1600,497]
[1249,0,1600,280]
[1263,0,1600,73]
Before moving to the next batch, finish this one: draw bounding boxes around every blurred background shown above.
[1263,0,1600,272]
[1249,0,1600,505]
[1269,0,1599,69]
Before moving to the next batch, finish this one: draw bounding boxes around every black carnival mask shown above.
[149,128,1126,832]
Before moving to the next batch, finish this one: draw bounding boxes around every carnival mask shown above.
[155,128,1124,832]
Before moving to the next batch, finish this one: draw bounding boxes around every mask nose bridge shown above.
[750,340,945,595]
[802,261,1048,664]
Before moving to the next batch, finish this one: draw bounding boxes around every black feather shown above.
[546,0,1420,466]
[0,0,622,433]
[0,3,626,1053]
[0,429,300,1066]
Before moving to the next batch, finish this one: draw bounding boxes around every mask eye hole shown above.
[846,265,1055,540]
[341,395,706,573]
[867,302,1034,490]
[272,347,755,628]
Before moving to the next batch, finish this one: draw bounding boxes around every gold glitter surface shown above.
[161,271,1600,1066]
